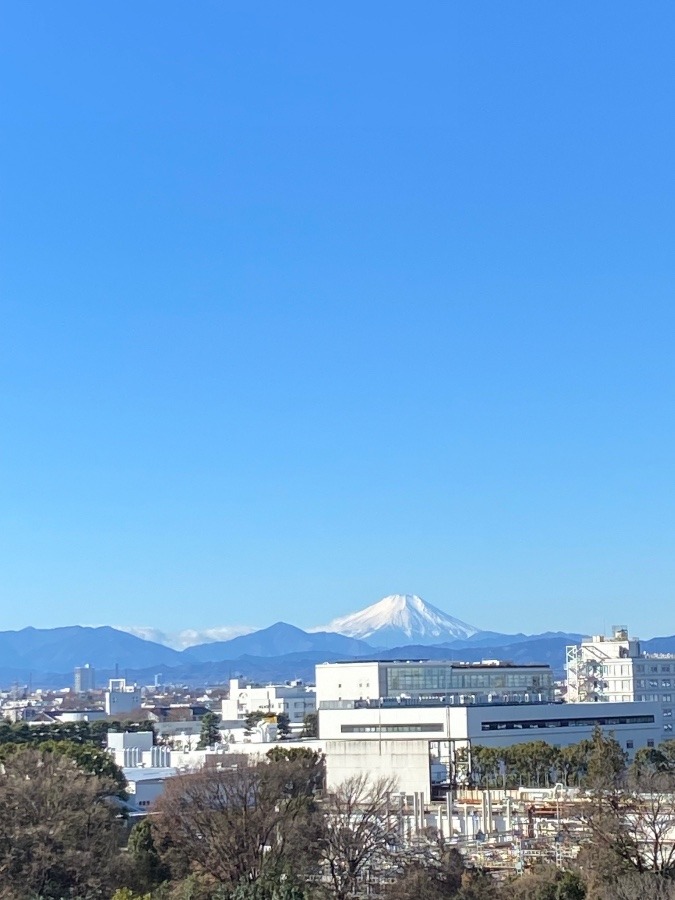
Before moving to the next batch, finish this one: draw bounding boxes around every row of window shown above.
[481,714,655,732]
[340,723,444,734]
[385,667,551,693]
[601,663,674,676]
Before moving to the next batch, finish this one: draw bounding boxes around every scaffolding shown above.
[565,643,607,703]
[566,627,635,703]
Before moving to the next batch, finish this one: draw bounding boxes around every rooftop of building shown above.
[320,695,560,710]
[317,659,551,669]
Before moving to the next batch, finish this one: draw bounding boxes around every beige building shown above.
[566,628,674,736]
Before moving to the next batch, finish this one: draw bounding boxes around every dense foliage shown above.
[2,728,675,899]
[471,727,628,788]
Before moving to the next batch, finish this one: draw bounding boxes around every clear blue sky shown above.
[1,3,674,638]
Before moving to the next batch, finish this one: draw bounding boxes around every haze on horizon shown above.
[2,3,675,639]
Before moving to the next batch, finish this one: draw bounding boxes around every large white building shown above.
[318,658,664,801]
[322,699,661,801]
[566,628,675,737]
[316,659,555,707]
[222,677,316,725]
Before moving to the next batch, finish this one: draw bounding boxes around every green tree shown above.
[229,874,310,900]
[507,866,586,900]
[265,746,325,793]
[584,726,626,789]
[0,747,126,899]
[276,712,291,738]
[245,710,266,735]
[471,746,503,788]
[128,817,171,892]
[0,738,127,797]
[554,744,587,787]
[197,711,221,749]
[301,711,318,738]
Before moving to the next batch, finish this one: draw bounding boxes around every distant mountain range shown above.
[185,623,373,661]
[1,594,673,688]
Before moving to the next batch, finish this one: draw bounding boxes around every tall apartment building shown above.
[74,664,96,693]
[566,628,674,736]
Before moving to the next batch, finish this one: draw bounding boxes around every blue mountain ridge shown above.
[0,622,672,688]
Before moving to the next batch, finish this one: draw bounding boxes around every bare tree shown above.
[316,774,399,900]
[0,747,125,900]
[578,771,675,877]
[152,754,322,888]
[601,871,675,900]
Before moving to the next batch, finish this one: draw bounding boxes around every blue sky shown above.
[1,3,674,637]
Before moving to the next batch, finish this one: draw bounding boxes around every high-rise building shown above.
[74,664,96,693]
[566,627,673,737]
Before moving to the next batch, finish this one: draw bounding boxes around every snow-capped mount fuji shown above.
[314,594,479,648]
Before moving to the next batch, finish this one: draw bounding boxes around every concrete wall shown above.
[316,662,382,706]
[326,738,432,801]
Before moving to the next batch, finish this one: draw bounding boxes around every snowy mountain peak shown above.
[314,594,479,648]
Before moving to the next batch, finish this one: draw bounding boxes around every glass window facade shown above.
[481,714,654,732]
[384,665,552,695]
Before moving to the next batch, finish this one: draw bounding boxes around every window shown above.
[649,680,659,689]
[663,666,672,673]
[664,695,672,703]
[341,723,444,734]
[648,740,655,748]
[665,724,673,732]
[650,666,659,673]
[635,665,645,673]
[664,709,673,718]
[636,680,646,689]
[663,680,672,688]
[626,741,634,749]
[481,714,655,732]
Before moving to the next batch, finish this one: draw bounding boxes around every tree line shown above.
[470,727,628,788]
[2,728,675,899]
[471,728,675,789]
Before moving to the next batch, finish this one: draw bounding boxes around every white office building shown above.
[105,678,142,716]
[321,698,661,801]
[222,677,316,725]
[316,659,555,707]
[566,628,675,737]
[318,658,663,801]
